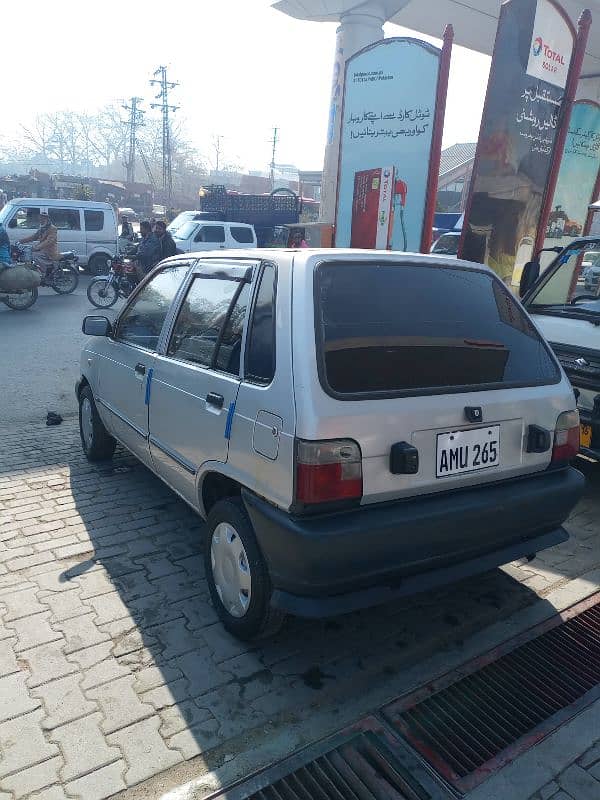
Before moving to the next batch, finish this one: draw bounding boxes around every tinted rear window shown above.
[316,263,560,397]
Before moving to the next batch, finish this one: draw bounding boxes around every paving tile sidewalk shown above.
[0,420,598,800]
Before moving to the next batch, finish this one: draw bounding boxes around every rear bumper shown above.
[242,467,584,618]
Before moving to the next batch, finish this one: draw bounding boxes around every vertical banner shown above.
[544,99,600,248]
[335,33,452,252]
[459,0,576,285]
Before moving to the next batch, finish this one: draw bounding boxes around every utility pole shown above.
[214,135,222,175]
[269,127,278,190]
[122,97,144,184]
[150,66,179,208]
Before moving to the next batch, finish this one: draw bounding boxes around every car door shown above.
[148,259,256,506]
[93,262,190,463]
[194,224,226,251]
[47,207,85,258]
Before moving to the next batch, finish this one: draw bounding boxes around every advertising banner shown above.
[335,37,447,252]
[544,99,600,248]
[460,0,575,285]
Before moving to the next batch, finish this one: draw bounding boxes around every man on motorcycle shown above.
[20,212,59,275]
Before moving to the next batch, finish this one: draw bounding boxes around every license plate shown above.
[581,424,592,449]
[437,426,500,478]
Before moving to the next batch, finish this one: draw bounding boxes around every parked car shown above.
[521,236,600,460]
[77,249,584,639]
[430,230,460,257]
[0,198,118,275]
[118,207,139,222]
[171,221,257,253]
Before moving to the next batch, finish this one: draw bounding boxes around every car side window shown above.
[84,211,104,232]
[214,282,252,374]
[48,208,81,230]
[8,207,40,229]
[245,264,276,383]
[167,275,243,369]
[195,225,225,244]
[116,264,189,351]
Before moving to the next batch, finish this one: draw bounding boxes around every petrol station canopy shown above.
[274,0,600,77]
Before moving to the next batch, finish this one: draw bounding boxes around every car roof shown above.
[8,197,113,209]
[174,248,487,272]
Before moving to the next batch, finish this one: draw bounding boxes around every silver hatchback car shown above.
[77,249,584,639]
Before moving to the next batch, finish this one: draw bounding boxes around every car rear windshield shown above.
[315,262,560,398]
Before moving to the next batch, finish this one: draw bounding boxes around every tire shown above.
[3,287,38,310]
[51,265,79,295]
[79,385,116,461]
[87,278,118,308]
[87,254,110,276]
[205,497,285,641]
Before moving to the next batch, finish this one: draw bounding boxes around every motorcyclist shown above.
[120,216,134,240]
[0,222,10,264]
[20,212,59,275]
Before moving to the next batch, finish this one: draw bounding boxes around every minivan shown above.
[171,220,257,253]
[77,249,584,639]
[0,198,118,274]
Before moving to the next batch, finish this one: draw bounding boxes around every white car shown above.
[171,221,256,253]
[77,249,584,639]
[522,236,600,460]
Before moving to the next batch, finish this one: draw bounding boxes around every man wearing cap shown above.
[21,212,59,275]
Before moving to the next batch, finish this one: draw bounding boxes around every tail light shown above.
[295,439,362,508]
[552,410,580,463]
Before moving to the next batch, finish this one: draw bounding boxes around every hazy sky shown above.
[1,0,491,172]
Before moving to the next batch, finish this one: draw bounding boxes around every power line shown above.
[150,66,179,207]
[122,97,144,184]
[269,127,278,190]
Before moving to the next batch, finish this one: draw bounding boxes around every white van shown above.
[0,198,118,274]
[171,220,257,253]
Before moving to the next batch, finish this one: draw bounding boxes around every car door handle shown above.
[134,363,146,376]
[206,392,224,409]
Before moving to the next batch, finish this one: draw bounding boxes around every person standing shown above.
[21,211,59,275]
[154,220,177,260]
[135,220,161,277]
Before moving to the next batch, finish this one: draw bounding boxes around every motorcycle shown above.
[11,243,79,296]
[86,254,140,308]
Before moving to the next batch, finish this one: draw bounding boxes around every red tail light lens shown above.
[295,439,362,506]
[552,410,580,463]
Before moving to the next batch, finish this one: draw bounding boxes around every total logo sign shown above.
[526,0,572,89]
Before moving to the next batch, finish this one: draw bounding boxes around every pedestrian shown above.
[154,220,177,260]
[20,211,59,275]
[120,216,134,240]
[135,220,160,278]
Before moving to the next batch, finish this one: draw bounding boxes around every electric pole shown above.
[269,127,279,190]
[214,135,222,175]
[123,97,144,184]
[150,66,179,208]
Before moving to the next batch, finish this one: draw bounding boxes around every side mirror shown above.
[519,260,540,298]
[82,315,112,337]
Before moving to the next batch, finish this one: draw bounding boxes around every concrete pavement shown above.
[0,418,598,799]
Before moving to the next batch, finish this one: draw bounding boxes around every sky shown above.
[0,0,492,173]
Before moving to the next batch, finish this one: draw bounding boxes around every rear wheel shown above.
[205,497,285,641]
[3,287,38,310]
[87,278,118,308]
[51,265,79,294]
[87,254,110,276]
[79,386,116,461]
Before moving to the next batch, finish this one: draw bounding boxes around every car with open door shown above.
[77,249,584,640]
[521,236,600,461]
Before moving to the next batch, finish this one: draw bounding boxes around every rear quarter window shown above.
[315,262,560,398]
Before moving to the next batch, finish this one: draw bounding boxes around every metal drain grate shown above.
[384,596,600,793]
[210,730,434,800]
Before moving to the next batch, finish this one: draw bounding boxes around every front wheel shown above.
[79,385,116,461]
[205,497,285,641]
[51,265,79,295]
[87,278,118,308]
[3,287,38,310]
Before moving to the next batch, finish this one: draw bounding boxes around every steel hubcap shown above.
[211,522,251,618]
[81,398,94,448]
